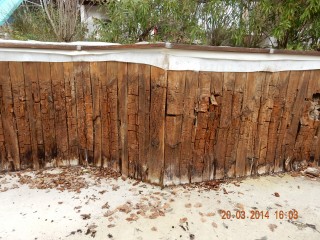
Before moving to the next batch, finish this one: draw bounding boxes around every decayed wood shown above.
[180,71,199,184]
[192,71,211,182]
[63,62,79,162]
[90,62,103,167]
[164,71,185,185]
[223,72,236,178]
[138,64,151,181]
[38,62,57,166]
[127,63,139,178]
[23,62,42,169]
[0,62,20,170]
[148,66,167,185]
[273,71,290,172]
[118,62,128,174]
[9,62,32,169]
[106,62,120,171]
[50,62,69,164]
[82,62,94,164]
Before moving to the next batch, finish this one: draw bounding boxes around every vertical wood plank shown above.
[164,71,185,185]
[138,64,151,181]
[90,62,104,167]
[148,66,167,185]
[127,63,139,177]
[23,62,42,169]
[50,62,69,164]
[9,62,32,169]
[100,62,110,168]
[107,62,120,171]
[38,62,57,166]
[82,62,94,164]
[0,62,20,170]
[180,71,199,184]
[63,62,79,164]
[192,71,211,182]
[118,62,128,174]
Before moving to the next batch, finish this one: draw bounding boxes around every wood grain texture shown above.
[148,66,167,185]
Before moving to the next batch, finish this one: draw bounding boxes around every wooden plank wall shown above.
[0,61,319,185]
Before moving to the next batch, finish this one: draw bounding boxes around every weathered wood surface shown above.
[0,61,319,185]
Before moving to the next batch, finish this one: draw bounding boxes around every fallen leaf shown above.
[180,218,188,224]
[194,203,202,208]
[268,224,278,232]
[212,222,218,228]
[185,203,192,208]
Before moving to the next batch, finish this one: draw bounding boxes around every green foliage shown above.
[9,6,57,41]
[97,0,204,44]
[3,0,320,50]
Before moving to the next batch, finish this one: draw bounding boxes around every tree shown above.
[41,0,85,42]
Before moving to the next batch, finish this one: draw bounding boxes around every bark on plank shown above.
[138,64,151,181]
[148,66,167,185]
[192,72,211,182]
[106,62,120,171]
[127,63,139,177]
[38,62,56,166]
[90,62,104,167]
[118,62,128,174]
[50,62,69,164]
[180,71,199,184]
[82,62,94,164]
[9,62,32,169]
[0,62,20,170]
[63,62,79,163]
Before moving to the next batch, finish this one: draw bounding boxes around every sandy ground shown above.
[0,167,320,240]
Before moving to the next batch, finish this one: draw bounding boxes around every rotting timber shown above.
[0,41,320,185]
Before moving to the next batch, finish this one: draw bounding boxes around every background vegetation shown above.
[3,0,320,50]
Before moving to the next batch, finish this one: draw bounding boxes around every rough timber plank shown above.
[255,72,272,175]
[164,71,185,185]
[233,72,246,177]
[82,62,94,164]
[23,62,43,169]
[148,66,167,185]
[127,63,139,177]
[264,72,284,173]
[0,62,20,170]
[9,62,32,169]
[166,71,186,115]
[138,64,151,181]
[192,71,211,182]
[118,62,128,174]
[209,72,223,180]
[164,115,183,185]
[273,71,290,172]
[223,72,236,178]
[74,62,87,165]
[63,62,79,163]
[38,62,57,166]
[90,62,104,167]
[50,62,69,164]
[107,62,120,171]
[180,71,199,184]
